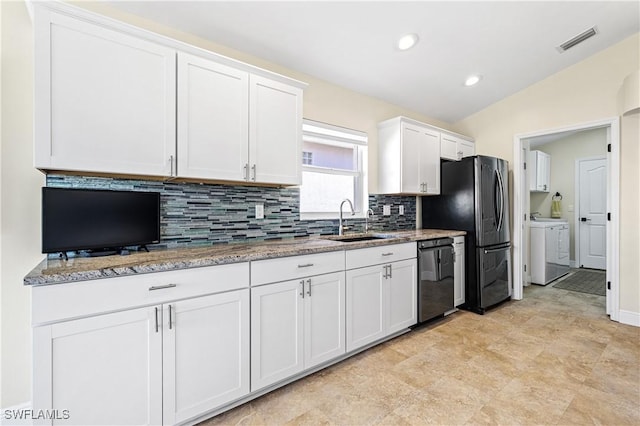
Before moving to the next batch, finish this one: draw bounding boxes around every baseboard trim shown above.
[618,310,640,327]
[0,401,32,426]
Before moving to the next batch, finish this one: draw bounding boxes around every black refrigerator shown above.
[422,155,511,314]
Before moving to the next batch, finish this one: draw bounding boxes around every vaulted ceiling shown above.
[100,1,640,123]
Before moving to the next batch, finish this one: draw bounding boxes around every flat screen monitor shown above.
[42,187,160,254]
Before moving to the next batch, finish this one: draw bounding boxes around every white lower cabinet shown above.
[250,271,345,391]
[32,263,250,426]
[453,236,466,307]
[33,307,163,426]
[163,290,250,425]
[345,244,417,352]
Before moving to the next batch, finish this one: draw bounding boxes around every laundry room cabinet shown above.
[529,150,551,192]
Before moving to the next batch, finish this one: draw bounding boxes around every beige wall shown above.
[455,33,640,316]
[1,1,44,407]
[530,128,608,261]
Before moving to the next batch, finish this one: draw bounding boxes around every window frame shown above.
[299,119,368,220]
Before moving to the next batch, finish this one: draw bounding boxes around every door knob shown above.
[580,217,591,222]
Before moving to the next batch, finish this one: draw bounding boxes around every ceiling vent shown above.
[557,27,598,52]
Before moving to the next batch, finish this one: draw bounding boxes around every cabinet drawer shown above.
[346,242,416,270]
[251,251,344,286]
[32,262,250,325]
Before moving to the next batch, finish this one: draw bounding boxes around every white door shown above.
[345,265,386,352]
[387,259,418,334]
[163,290,250,425]
[578,158,607,270]
[249,75,302,185]
[251,280,304,391]
[177,52,249,181]
[304,272,346,369]
[34,9,176,177]
[420,127,441,194]
[35,307,162,425]
[401,123,423,193]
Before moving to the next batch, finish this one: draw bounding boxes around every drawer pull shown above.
[381,253,394,257]
[297,263,315,268]
[149,284,177,291]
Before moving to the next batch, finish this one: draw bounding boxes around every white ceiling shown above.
[100,1,640,124]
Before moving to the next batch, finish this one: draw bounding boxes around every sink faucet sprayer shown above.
[339,199,355,236]
[365,209,374,233]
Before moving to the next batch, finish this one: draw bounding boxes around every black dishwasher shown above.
[417,238,454,323]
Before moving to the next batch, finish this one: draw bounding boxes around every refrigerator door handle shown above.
[496,169,505,232]
[483,245,511,254]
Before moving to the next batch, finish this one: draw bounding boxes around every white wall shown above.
[455,33,640,318]
[0,1,44,408]
[530,128,608,261]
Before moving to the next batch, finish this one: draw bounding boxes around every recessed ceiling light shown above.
[464,75,482,87]
[397,34,419,51]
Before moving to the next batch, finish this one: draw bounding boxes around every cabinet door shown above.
[387,258,418,334]
[453,237,466,307]
[33,307,162,426]
[458,140,475,159]
[163,290,250,425]
[346,265,386,352]
[440,134,458,161]
[177,53,249,181]
[420,127,441,194]
[34,9,176,177]
[249,75,302,185]
[400,123,423,193]
[540,152,551,192]
[251,280,304,391]
[304,272,346,369]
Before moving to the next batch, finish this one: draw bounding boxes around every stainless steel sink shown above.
[322,234,394,243]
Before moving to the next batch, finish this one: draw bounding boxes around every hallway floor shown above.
[202,284,640,425]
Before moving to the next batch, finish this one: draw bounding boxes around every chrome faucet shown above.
[365,208,374,233]
[339,199,355,236]
[530,211,540,220]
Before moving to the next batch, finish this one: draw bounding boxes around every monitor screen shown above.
[42,187,160,253]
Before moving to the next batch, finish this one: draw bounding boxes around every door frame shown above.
[575,156,607,271]
[512,117,619,321]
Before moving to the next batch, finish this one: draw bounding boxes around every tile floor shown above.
[202,284,640,425]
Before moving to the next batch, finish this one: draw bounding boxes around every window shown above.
[299,119,368,219]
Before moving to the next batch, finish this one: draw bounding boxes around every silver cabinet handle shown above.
[297,263,314,268]
[383,264,389,279]
[149,284,177,291]
[169,155,175,177]
[306,278,312,297]
[381,253,394,257]
[243,163,249,181]
[154,307,159,333]
[300,280,305,298]
[168,305,173,330]
[389,264,392,278]
[251,164,257,181]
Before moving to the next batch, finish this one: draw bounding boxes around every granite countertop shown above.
[24,229,465,286]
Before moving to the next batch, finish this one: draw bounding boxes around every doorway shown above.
[512,118,620,321]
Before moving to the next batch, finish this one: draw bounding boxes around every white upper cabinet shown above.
[441,134,475,161]
[33,3,306,185]
[249,75,303,185]
[177,53,249,181]
[529,150,551,192]
[34,8,176,177]
[378,117,441,195]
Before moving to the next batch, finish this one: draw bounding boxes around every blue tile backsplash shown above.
[46,175,416,249]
